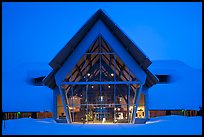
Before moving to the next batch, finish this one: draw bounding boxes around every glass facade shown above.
[56,36,145,123]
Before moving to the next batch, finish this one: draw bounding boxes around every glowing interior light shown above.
[111,73,114,77]
[100,96,103,101]
[91,85,94,88]
[87,73,90,76]
[108,85,111,88]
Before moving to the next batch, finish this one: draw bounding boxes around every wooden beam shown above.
[88,38,98,53]
[102,54,131,82]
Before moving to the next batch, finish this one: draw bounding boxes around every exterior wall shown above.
[149,110,199,118]
[4,113,18,120]
[150,110,166,118]
[3,112,53,120]
[142,86,149,119]
[53,88,59,119]
[37,112,53,119]
[57,94,65,119]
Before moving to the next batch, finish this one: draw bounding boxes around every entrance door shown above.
[84,104,114,124]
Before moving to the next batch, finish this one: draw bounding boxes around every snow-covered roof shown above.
[148,60,202,110]
[149,59,194,71]
[2,62,53,112]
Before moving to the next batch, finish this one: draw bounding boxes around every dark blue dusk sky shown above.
[2,2,202,72]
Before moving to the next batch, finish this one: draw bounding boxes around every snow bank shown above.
[2,115,202,135]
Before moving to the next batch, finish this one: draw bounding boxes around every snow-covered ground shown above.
[2,115,202,135]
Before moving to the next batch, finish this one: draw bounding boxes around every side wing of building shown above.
[148,60,202,111]
[2,63,53,113]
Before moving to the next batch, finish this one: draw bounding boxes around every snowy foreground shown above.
[2,115,202,135]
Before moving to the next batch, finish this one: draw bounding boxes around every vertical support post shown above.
[71,85,74,123]
[130,88,136,123]
[144,89,149,119]
[127,69,130,123]
[113,54,116,123]
[58,86,71,123]
[128,84,130,123]
[53,88,58,120]
[132,84,142,124]
[84,55,89,118]
[70,71,75,123]
[3,111,6,129]
[85,84,88,115]
[99,36,102,123]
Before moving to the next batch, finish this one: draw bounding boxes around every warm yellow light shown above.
[111,73,114,77]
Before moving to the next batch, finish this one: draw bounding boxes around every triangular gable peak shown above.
[54,20,146,85]
[49,9,150,70]
[43,9,158,89]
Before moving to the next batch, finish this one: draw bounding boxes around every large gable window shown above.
[57,36,144,124]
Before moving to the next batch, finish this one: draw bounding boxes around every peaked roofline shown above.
[44,9,159,89]
[49,9,151,70]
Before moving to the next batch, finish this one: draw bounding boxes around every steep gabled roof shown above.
[43,9,158,89]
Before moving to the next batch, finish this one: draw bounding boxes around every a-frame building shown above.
[43,9,159,124]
